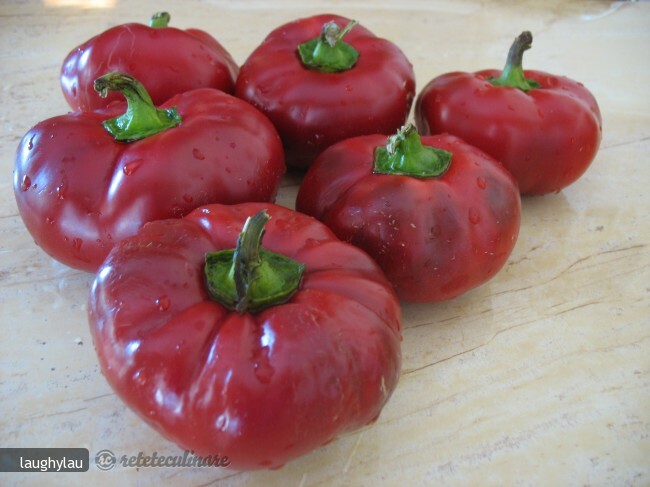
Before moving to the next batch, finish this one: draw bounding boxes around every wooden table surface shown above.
[1,1,648,486]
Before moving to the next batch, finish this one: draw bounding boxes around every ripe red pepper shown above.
[88,202,402,470]
[415,31,602,195]
[14,73,285,272]
[296,125,521,302]
[236,13,415,169]
[61,12,238,111]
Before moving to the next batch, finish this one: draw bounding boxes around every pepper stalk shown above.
[205,210,305,314]
[94,72,182,142]
[149,12,171,28]
[488,31,541,92]
[373,124,452,178]
[297,19,359,73]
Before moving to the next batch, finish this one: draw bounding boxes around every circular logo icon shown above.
[95,449,116,471]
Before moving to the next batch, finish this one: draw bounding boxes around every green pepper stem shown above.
[488,31,541,92]
[297,19,359,73]
[323,19,358,46]
[233,211,267,313]
[205,210,305,314]
[373,124,452,178]
[149,12,170,28]
[94,72,182,142]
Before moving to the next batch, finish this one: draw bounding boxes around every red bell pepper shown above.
[88,202,402,470]
[296,125,521,302]
[236,13,415,169]
[61,12,239,111]
[415,31,602,195]
[14,73,285,272]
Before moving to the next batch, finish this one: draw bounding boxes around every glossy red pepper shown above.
[236,13,415,169]
[61,12,238,111]
[415,31,602,195]
[14,73,284,272]
[296,125,521,302]
[88,202,402,470]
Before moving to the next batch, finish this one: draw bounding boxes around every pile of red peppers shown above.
[12,12,602,470]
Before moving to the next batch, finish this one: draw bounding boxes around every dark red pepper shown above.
[61,12,238,111]
[14,73,285,271]
[88,202,402,470]
[236,13,415,169]
[296,125,521,302]
[415,31,602,195]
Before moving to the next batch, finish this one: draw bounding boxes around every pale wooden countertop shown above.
[1,1,648,486]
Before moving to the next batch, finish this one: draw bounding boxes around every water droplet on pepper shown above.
[123,159,143,175]
[20,175,31,191]
[192,148,205,160]
[155,296,170,311]
[253,347,274,384]
[56,182,67,200]
[468,207,481,224]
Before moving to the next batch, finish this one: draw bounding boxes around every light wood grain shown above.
[1,1,648,486]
